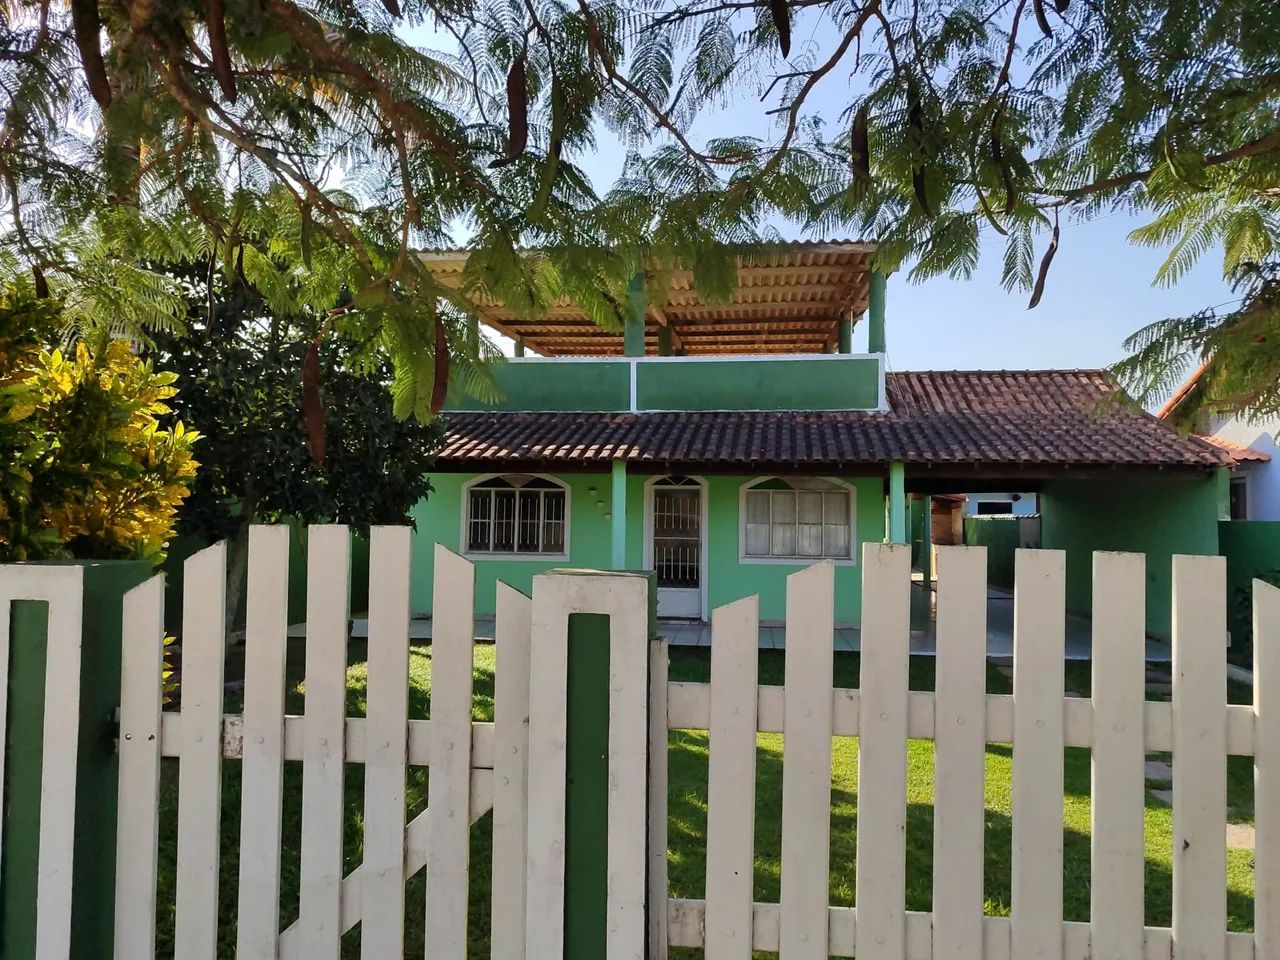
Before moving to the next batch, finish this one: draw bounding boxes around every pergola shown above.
[420,240,884,356]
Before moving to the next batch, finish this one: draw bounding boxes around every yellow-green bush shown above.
[0,293,197,563]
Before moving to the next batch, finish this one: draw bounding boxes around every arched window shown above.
[741,477,855,561]
[464,474,568,556]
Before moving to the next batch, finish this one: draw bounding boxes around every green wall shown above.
[634,356,881,411]
[963,516,1021,590]
[1218,520,1280,655]
[410,471,886,623]
[1040,474,1221,640]
[442,355,883,413]
[444,359,632,412]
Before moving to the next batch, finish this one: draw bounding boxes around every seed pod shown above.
[381,0,402,15]
[990,108,1016,213]
[1028,215,1060,309]
[302,339,326,466]
[770,0,791,58]
[506,55,529,159]
[32,265,49,299]
[300,205,313,269]
[430,319,451,416]
[907,83,932,215]
[850,103,871,196]
[207,0,237,103]
[1054,0,1068,12]
[70,0,112,109]
[529,78,566,220]
[1032,0,1053,38]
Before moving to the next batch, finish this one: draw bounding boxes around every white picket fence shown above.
[1,527,1277,960]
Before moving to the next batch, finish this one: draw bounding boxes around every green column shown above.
[888,461,907,544]
[624,274,647,357]
[561,571,656,959]
[2,560,150,960]
[868,270,887,355]
[837,314,854,353]
[921,495,933,584]
[1217,466,1231,520]
[611,459,627,568]
[657,324,673,357]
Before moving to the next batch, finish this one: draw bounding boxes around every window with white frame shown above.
[465,475,567,555]
[742,477,854,560]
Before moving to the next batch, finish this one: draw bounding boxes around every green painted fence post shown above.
[561,570,657,959]
[1,560,150,960]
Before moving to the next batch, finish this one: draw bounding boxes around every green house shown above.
[409,242,1232,643]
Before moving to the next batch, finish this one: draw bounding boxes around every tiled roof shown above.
[437,370,1230,470]
[1199,434,1271,463]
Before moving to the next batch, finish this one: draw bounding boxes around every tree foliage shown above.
[0,290,197,562]
[1113,261,1280,424]
[148,259,443,544]
[1,1,1278,414]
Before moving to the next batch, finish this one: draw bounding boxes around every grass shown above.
[153,643,1257,959]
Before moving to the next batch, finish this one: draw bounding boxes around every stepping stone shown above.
[1149,788,1173,806]
[1144,759,1173,781]
[1226,822,1255,850]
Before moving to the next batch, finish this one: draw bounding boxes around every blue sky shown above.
[408,17,1234,374]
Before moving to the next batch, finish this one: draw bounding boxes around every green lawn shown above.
[152,643,1256,958]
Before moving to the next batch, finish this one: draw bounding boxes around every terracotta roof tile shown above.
[437,370,1230,469]
[1198,434,1271,463]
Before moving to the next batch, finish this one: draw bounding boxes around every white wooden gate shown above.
[2,531,1278,959]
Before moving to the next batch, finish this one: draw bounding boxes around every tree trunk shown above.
[224,518,252,644]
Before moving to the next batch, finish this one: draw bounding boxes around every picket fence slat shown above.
[855,543,911,960]
[524,570,573,960]
[1090,552,1147,959]
[361,526,412,960]
[705,596,760,960]
[648,634,670,960]
[236,525,290,960]
[492,581,532,960]
[1172,554,1228,960]
[1011,548,1065,960]
[298,525,351,960]
[932,545,988,960]
[425,544,476,958]
[779,560,835,960]
[113,575,165,960]
[607,576,653,960]
[1258,580,1280,956]
[174,543,227,960]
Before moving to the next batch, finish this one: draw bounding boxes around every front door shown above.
[650,476,703,618]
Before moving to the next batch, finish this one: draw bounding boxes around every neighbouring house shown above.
[1158,363,1277,520]
[411,242,1232,641]
[1160,364,1279,654]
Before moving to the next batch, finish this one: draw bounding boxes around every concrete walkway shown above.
[342,581,1173,661]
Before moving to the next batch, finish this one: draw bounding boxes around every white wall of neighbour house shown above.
[1210,410,1280,520]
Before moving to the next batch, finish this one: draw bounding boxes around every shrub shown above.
[0,292,197,563]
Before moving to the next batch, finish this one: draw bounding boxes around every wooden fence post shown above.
[1,560,150,960]
[526,568,656,960]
